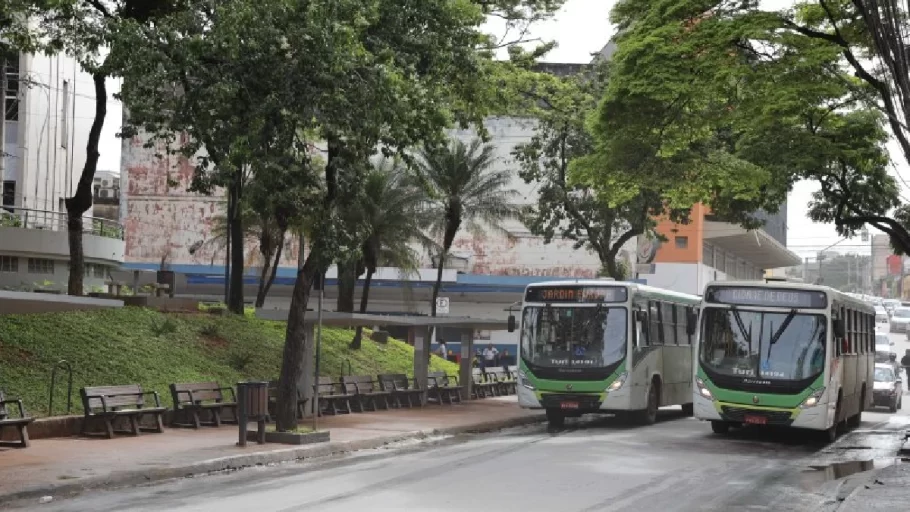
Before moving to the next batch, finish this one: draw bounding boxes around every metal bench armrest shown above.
[142,391,163,408]
[0,399,27,418]
[219,387,237,401]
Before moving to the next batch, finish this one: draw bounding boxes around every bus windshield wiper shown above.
[766,309,798,359]
[769,309,797,347]
[729,306,752,343]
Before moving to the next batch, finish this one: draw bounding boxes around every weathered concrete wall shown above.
[121,134,302,269]
[121,118,621,278]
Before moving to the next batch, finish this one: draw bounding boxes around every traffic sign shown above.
[436,297,450,315]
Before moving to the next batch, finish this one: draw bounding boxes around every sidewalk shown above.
[837,458,910,510]
[0,397,541,506]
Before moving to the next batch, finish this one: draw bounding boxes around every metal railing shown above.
[0,206,124,240]
[48,360,74,416]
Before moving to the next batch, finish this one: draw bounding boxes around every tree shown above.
[777,0,910,254]
[577,0,892,246]
[18,0,186,296]
[419,138,520,338]
[116,0,568,432]
[338,159,434,349]
[513,62,686,279]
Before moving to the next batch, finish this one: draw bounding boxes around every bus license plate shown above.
[561,402,579,410]
[744,414,767,425]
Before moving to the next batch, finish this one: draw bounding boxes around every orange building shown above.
[640,204,801,296]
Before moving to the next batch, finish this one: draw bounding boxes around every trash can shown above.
[236,381,269,446]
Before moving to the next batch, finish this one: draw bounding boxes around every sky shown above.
[97,0,910,261]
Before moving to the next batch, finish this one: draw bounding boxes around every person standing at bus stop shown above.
[483,343,499,368]
[901,349,910,390]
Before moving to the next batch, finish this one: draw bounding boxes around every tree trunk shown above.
[336,259,358,313]
[227,176,244,314]
[275,132,340,431]
[65,72,107,296]
[275,253,318,432]
[350,267,375,349]
[256,229,285,308]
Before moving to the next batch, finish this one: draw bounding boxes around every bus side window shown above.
[831,316,846,357]
[635,307,650,348]
[649,301,663,345]
[675,305,688,345]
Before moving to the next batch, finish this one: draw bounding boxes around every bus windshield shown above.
[700,308,826,381]
[520,306,627,368]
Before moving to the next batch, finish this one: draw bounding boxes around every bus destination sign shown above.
[525,286,628,304]
[706,286,827,309]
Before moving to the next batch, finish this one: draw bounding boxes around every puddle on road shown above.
[798,458,899,491]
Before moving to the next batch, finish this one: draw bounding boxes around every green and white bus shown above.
[693,280,875,441]
[509,280,701,427]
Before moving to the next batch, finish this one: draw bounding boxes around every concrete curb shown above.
[0,413,544,507]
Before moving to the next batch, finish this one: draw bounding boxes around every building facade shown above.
[644,205,801,296]
[1,54,124,291]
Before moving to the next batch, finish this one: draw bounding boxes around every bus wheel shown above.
[546,409,565,428]
[825,397,842,443]
[849,388,865,428]
[710,421,730,434]
[681,403,694,416]
[638,380,660,425]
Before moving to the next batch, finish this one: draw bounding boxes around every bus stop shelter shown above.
[256,309,510,412]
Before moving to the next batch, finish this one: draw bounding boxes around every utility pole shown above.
[0,55,7,183]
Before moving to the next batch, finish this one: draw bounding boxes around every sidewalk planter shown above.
[246,429,330,445]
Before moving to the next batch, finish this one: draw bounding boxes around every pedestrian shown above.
[483,343,499,369]
[501,349,511,370]
[901,349,910,390]
[436,339,447,359]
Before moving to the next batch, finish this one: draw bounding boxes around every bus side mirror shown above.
[686,311,698,336]
[833,319,846,338]
[635,310,648,322]
[507,314,516,333]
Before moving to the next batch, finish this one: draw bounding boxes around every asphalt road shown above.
[33,331,910,512]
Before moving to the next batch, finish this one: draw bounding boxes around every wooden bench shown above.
[169,382,238,428]
[491,368,517,395]
[377,374,424,408]
[0,391,34,448]
[342,375,391,412]
[471,368,498,399]
[428,371,462,405]
[80,384,166,438]
[317,376,355,415]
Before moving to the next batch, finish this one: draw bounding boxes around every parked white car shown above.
[876,307,891,332]
[890,307,910,333]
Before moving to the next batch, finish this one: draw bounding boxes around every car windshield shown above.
[894,309,910,318]
[520,306,627,368]
[875,367,895,382]
[699,307,826,381]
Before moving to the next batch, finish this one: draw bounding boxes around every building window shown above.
[27,258,55,275]
[4,59,18,122]
[2,181,14,209]
[0,256,17,272]
[675,236,688,249]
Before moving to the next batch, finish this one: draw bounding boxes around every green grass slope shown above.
[0,308,458,417]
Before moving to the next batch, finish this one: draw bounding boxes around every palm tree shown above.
[338,159,435,348]
[417,138,520,340]
[209,205,287,308]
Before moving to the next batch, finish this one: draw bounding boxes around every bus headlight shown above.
[695,377,714,401]
[607,372,627,392]
[517,370,536,391]
[800,387,826,409]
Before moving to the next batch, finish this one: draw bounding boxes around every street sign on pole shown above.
[436,297,450,315]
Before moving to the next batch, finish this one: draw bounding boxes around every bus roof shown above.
[704,280,875,312]
[523,279,700,303]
